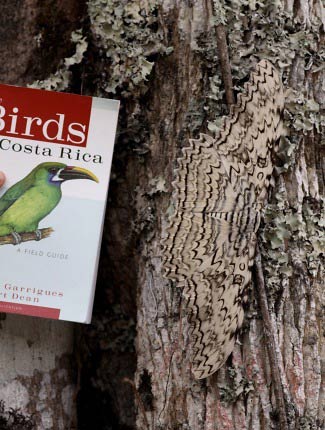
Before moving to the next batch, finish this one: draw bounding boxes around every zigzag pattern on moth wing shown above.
[162,135,241,360]
[163,181,258,372]
[190,62,285,378]
[164,134,229,279]
[216,63,283,179]
[162,59,285,379]
[183,213,257,373]
[215,60,284,156]
[163,134,231,352]
[191,62,285,378]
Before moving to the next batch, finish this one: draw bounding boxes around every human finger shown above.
[0,172,6,188]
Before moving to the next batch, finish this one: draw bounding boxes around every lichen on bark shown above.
[28,29,88,91]
[87,0,168,95]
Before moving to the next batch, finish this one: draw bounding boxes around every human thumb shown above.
[0,172,6,188]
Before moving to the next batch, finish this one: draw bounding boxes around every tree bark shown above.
[133,1,324,429]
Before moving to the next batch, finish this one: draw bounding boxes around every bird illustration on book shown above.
[0,162,98,245]
[163,60,285,379]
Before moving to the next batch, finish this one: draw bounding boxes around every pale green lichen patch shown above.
[218,367,254,404]
[208,1,324,140]
[211,0,227,26]
[285,90,323,134]
[207,75,225,133]
[87,0,167,95]
[146,176,168,196]
[223,1,323,82]
[28,29,88,91]
[260,190,324,300]
[29,1,169,97]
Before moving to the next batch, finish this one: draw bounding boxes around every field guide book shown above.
[0,84,119,323]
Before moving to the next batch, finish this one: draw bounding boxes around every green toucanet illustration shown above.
[0,162,98,243]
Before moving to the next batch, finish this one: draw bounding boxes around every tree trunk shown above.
[0,1,323,430]
[133,1,324,430]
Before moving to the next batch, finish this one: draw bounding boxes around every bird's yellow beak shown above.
[71,166,99,183]
[60,166,99,183]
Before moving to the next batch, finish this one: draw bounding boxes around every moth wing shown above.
[163,59,285,379]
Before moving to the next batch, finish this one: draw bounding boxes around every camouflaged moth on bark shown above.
[163,60,285,379]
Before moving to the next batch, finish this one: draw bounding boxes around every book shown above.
[0,84,119,323]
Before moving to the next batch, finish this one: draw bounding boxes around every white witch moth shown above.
[163,60,285,379]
